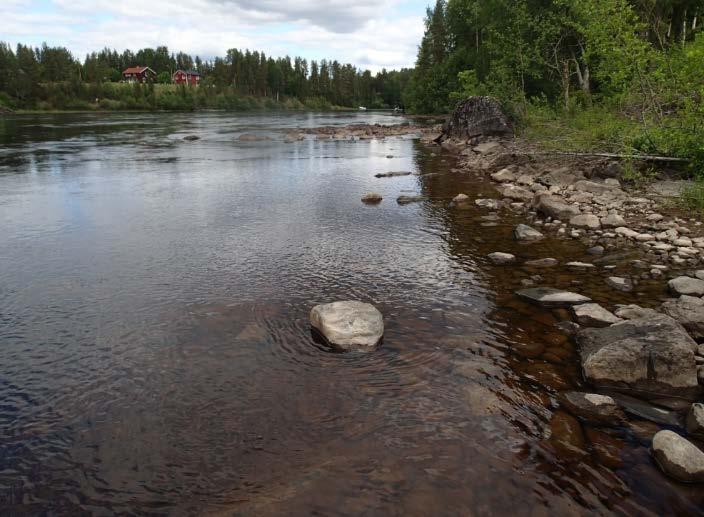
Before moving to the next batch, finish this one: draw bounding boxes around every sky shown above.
[2,0,428,72]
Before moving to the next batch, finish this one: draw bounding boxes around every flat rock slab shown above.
[577,314,699,399]
[573,303,622,327]
[310,301,384,351]
[652,430,704,483]
[516,287,591,308]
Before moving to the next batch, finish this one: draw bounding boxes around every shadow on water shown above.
[0,113,702,515]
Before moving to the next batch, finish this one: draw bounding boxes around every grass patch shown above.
[520,103,642,154]
[681,180,704,212]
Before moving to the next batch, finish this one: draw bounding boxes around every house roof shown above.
[122,66,155,75]
[173,69,201,76]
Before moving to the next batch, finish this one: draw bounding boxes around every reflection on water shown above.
[0,112,701,515]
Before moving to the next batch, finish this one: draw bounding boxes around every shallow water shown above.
[0,112,701,515]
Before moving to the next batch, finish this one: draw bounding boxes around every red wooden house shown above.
[172,70,201,86]
[122,66,156,83]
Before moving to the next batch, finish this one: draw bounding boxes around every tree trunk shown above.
[561,59,570,111]
[682,8,688,47]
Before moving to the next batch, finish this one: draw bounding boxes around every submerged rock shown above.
[453,193,470,204]
[475,198,500,209]
[310,301,384,351]
[573,303,622,327]
[183,135,200,141]
[548,410,588,458]
[514,224,544,241]
[577,314,699,399]
[652,430,704,483]
[375,171,413,178]
[361,192,383,204]
[524,258,558,267]
[396,195,426,205]
[516,287,591,308]
[488,252,516,265]
[606,277,633,292]
[566,261,595,270]
[586,428,625,469]
[558,391,627,426]
[238,133,271,142]
[607,392,682,426]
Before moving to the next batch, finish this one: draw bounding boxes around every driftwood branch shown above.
[531,151,688,163]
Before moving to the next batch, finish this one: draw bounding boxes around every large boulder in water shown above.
[310,301,384,351]
[441,96,512,140]
[576,314,700,399]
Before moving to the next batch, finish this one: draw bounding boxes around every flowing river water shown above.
[0,112,702,515]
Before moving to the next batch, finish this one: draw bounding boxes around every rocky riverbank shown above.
[299,122,438,140]
[427,125,704,483]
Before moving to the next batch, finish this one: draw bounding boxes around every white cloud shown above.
[1,0,424,71]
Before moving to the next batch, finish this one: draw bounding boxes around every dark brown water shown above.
[0,112,702,515]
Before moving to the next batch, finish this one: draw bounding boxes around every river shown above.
[0,112,701,515]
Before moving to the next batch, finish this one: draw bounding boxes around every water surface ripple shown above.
[0,112,701,515]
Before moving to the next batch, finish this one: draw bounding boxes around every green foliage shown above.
[404,0,704,170]
[157,72,171,84]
